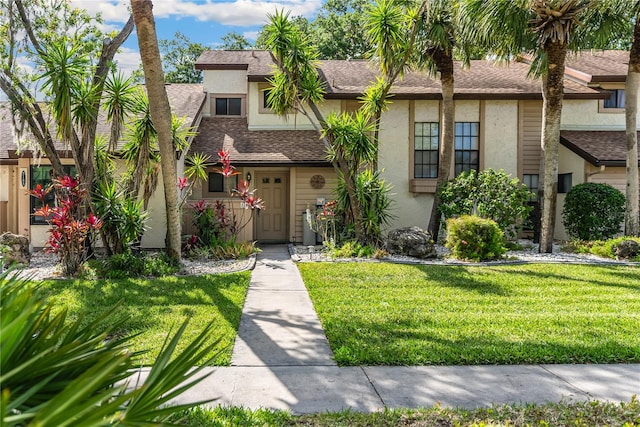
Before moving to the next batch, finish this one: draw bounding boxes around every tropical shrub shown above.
[335,169,394,246]
[94,181,148,255]
[30,176,102,276]
[326,240,382,258]
[0,270,218,426]
[97,251,180,279]
[562,183,625,241]
[439,169,533,240]
[445,215,506,261]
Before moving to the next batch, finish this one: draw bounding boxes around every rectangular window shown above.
[414,122,439,178]
[454,122,479,176]
[215,97,242,116]
[558,173,572,193]
[207,173,238,193]
[30,165,77,224]
[262,88,271,110]
[603,89,625,109]
[523,174,539,200]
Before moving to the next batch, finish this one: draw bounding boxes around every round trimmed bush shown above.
[562,183,625,241]
[445,215,506,261]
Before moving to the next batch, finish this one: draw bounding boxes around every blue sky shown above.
[72,0,323,76]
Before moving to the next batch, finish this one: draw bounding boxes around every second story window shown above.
[215,97,242,116]
[603,89,625,109]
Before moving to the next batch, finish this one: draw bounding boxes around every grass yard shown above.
[298,263,640,366]
[172,398,640,426]
[39,272,251,365]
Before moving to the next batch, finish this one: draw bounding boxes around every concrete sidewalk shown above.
[136,245,640,414]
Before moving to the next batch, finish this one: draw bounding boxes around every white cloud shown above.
[70,0,321,27]
[113,47,142,78]
[243,30,260,41]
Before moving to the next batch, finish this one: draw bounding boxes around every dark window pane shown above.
[558,173,573,193]
[263,89,271,109]
[229,98,242,115]
[208,172,224,192]
[216,98,228,115]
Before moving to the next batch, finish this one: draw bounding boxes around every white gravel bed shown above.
[4,250,256,281]
[290,240,639,266]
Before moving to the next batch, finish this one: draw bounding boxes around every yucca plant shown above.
[0,270,220,426]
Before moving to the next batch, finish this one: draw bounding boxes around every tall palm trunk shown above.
[427,50,455,241]
[625,19,640,237]
[538,41,567,253]
[131,0,181,260]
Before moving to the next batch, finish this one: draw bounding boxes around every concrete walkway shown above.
[140,245,640,414]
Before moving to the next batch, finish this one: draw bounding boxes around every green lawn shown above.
[298,263,640,366]
[173,398,640,426]
[39,272,251,365]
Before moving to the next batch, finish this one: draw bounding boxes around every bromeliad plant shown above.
[30,176,102,276]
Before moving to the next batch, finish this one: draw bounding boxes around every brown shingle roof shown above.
[1,84,205,161]
[189,117,328,165]
[564,50,629,83]
[560,130,640,167]
[195,50,604,99]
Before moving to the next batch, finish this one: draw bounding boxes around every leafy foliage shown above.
[439,169,533,239]
[562,182,626,241]
[30,176,102,276]
[335,169,395,245]
[566,236,640,262]
[445,215,506,261]
[0,270,220,426]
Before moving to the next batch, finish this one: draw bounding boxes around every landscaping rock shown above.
[0,232,31,267]
[386,226,437,259]
[613,239,639,259]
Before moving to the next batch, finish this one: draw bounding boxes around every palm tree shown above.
[411,0,473,241]
[131,0,182,260]
[459,0,624,253]
[625,2,640,236]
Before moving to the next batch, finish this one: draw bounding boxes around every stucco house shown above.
[1,49,638,247]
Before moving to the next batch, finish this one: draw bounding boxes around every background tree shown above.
[134,31,207,83]
[219,31,253,50]
[460,0,625,253]
[131,0,182,260]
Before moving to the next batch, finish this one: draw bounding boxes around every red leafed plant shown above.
[186,151,264,252]
[30,176,102,276]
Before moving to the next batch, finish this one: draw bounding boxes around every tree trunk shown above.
[427,51,455,241]
[625,20,640,237]
[131,0,181,260]
[538,42,567,253]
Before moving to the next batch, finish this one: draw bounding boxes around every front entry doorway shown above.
[255,171,288,242]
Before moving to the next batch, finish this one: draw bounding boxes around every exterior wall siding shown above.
[519,100,543,176]
[292,167,336,243]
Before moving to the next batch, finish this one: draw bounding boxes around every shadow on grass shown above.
[405,265,512,296]
[327,315,640,366]
[39,272,251,364]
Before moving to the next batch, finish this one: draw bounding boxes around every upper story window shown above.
[455,122,479,176]
[30,165,77,224]
[603,89,625,109]
[414,122,439,178]
[215,97,242,116]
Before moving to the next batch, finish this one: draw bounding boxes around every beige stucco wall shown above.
[554,145,587,240]
[562,99,633,129]
[379,100,434,232]
[202,70,247,95]
[484,100,519,176]
[0,166,10,201]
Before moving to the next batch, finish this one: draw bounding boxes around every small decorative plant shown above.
[445,215,506,262]
[30,176,102,276]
